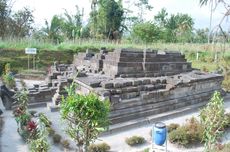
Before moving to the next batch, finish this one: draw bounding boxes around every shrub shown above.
[141,148,150,152]
[61,139,70,148]
[88,142,110,152]
[53,134,62,144]
[29,110,37,117]
[168,117,204,147]
[225,113,230,128]
[38,113,52,127]
[200,91,227,151]
[125,136,146,146]
[212,142,230,152]
[47,127,55,136]
[167,123,180,133]
[185,117,204,143]
[29,137,50,152]
[219,143,230,152]
[60,83,110,152]
[169,126,189,146]
[222,75,230,91]
[2,63,16,89]
[20,79,27,89]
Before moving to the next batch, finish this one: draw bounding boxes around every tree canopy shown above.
[0,0,225,44]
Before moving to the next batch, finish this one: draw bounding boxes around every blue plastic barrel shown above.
[153,122,167,146]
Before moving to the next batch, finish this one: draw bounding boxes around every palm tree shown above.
[154,8,168,27]
[41,15,64,43]
[89,0,98,37]
[199,0,219,43]
[62,6,83,40]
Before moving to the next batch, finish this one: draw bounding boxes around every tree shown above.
[199,0,230,42]
[41,15,64,43]
[134,0,153,22]
[175,14,194,43]
[132,22,160,44]
[9,7,34,37]
[193,28,209,43]
[0,1,34,38]
[0,0,11,38]
[154,8,168,27]
[89,0,124,39]
[163,13,194,43]
[62,6,83,40]
[60,83,110,152]
[89,0,99,37]
[80,25,90,38]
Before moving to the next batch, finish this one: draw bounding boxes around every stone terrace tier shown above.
[75,71,223,124]
[73,48,192,78]
[103,48,192,77]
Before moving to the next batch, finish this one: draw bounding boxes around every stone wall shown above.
[103,49,192,77]
[73,48,192,78]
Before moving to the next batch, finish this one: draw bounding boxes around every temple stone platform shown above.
[72,48,223,132]
[7,48,222,133]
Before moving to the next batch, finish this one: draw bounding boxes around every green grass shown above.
[1,38,230,75]
[192,61,218,72]
[1,38,230,53]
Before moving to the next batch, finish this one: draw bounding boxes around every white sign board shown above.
[25,48,37,55]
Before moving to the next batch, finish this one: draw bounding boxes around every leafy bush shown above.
[219,143,230,152]
[167,123,180,133]
[46,127,55,136]
[53,134,62,144]
[38,113,52,127]
[61,139,70,148]
[29,114,50,152]
[88,142,110,152]
[29,137,50,152]
[200,91,227,151]
[20,79,27,89]
[28,110,37,116]
[60,83,110,151]
[185,117,204,143]
[125,136,146,146]
[222,75,230,91]
[224,113,230,128]
[141,148,150,152]
[2,63,16,89]
[212,143,230,152]
[168,117,204,146]
[169,126,189,146]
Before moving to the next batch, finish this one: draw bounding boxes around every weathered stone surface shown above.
[76,72,87,77]
[110,95,121,104]
[101,82,114,89]
[36,49,223,127]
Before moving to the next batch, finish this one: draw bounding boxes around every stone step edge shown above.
[12,101,51,109]
[100,101,207,136]
[102,94,230,136]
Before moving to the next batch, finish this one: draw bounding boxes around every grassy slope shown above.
[1,38,230,52]
[1,38,230,73]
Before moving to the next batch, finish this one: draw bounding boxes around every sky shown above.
[11,0,228,30]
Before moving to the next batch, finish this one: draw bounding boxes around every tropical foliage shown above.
[60,83,110,152]
[200,91,227,151]
[2,63,15,89]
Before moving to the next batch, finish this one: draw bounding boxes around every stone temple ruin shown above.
[71,48,223,126]
[0,48,224,131]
